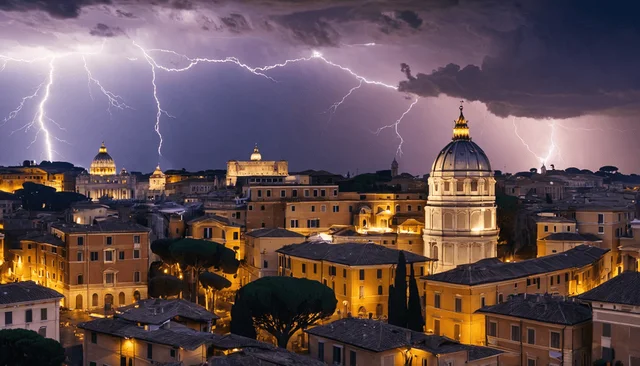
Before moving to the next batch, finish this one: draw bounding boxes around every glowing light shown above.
[511,117,557,166]
[82,56,132,117]
[373,98,419,156]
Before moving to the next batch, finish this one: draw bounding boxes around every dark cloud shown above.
[0,0,110,18]
[219,13,252,34]
[398,1,640,119]
[89,22,124,37]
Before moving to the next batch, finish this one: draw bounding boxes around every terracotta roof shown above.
[246,228,304,238]
[276,241,432,266]
[187,214,241,227]
[0,281,63,305]
[476,294,592,325]
[51,220,150,233]
[424,245,608,285]
[542,232,602,241]
[116,298,218,325]
[577,271,640,306]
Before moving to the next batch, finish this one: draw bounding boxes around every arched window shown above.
[118,292,126,305]
[75,294,83,310]
[104,294,114,310]
[432,245,439,260]
[395,205,400,212]
[358,306,367,318]
[376,304,383,317]
[133,291,141,302]
[92,293,98,307]
[362,220,367,227]
[498,294,504,303]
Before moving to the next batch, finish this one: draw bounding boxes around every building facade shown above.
[75,142,138,201]
[421,245,609,346]
[226,145,288,186]
[423,106,498,273]
[277,241,432,320]
[577,271,640,366]
[0,281,63,341]
[244,228,305,282]
[477,294,592,366]
[147,165,166,200]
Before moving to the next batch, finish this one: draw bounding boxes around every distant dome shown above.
[431,105,492,175]
[151,165,164,177]
[90,142,116,176]
[250,144,262,161]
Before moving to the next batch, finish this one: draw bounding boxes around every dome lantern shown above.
[250,143,262,161]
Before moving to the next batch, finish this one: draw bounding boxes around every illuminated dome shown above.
[250,144,262,161]
[89,142,116,176]
[151,165,164,178]
[431,105,491,175]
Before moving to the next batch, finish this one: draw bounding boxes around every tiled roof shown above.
[187,214,241,227]
[305,318,502,360]
[476,294,592,325]
[542,232,602,242]
[577,271,640,306]
[211,347,324,366]
[51,220,150,233]
[276,242,432,266]
[18,231,65,247]
[116,298,219,325]
[424,245,608,285]
[0,281,63,305]
[535,216,575,223]
[246,228,304,238]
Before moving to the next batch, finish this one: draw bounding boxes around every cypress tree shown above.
[407,263,425,332]
[388,251,408,327]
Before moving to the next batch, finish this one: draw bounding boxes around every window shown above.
[77,274,83,285]
[147,343,153,360]
[527,358,536,366]
[105,273,115,285]
[332,346,342,365]
[332,205,339,213]
[317,342,324,361]
[598,213,604,224]
[359,286,365,298]
[454,324,461,341]
[313,189,318,197]
[266,190,271,197]
[302,264,306,273]
[434,293,441,308]
[321,205,326,212]
[290,219,299,228]
[41,308,47,321]
[343,269,347,278]
[313,263,317,274]
[550,331,560,348]
[170,349,176,358]
[359,269,365,280]
[119,251,125,260]
[292,189,298,197]
[280,190,286,198]
[291,206,296,212]
[434,319,440,335]
[4,311,11,325]
[25,309,32,323]
[257,190,262,198]
[311,205,316,212]
[602,323,611,337]
[321,189,326,197]
[307,219,320,228]
[551,276,554,286]
[565,273,569,282]
[343,284,347,296]
[106,236,113,245]
[134,235,140,244]
[248,205,253,211]
[481,296,486,308]
[456,181,464,191]
[38,326,46,337]
[377,269,383,279]
[133,249,140,259]
[260,205,265,211]
[77,251,83,262]
[598,226,604,234]
[455,297,462,313]
[263,260,269,269]
[527,328,535,345]
[233,232,239,240]
[488,321,497,337]
[91,332,97,344]
[90,252,99,261]
[511,325,520,341]
[304,190,310,197]
[350,350,356,366]
[105,250,114,262]
[544,225,549,232]
[77,237,84,246]
[471,180,478,191]
[134,271,141,283]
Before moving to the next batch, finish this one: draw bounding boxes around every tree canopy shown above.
[14,182,87,211]
[199,271,232,291]
[231,276,337,348]
[150,238,179,264]
[230,290,257,340]
[148,275,184,298]
[406,264,424,332]
[0,328,65,366]
[388,251,407,327]
[599,165,619,174]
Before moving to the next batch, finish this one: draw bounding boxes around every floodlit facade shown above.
[421,245,610,346]
[226,144,289,186]
[75,142,138,201]
[277,241,432,320]
[0,281,63,341]
[244,228,305,282]
[424,105,498,273]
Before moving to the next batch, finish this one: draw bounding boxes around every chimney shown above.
[524,293,527,299]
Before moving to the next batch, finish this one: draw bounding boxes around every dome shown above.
[431,105,492,174]
[90,142,116,176]
[250,144,262,161]
[151,165,164,177]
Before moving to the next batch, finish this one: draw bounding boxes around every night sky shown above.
[0,0,638,175]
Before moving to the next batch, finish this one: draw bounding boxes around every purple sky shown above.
[0,0,638,175]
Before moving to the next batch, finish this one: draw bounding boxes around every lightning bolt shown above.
[0,42,131,161]
[373,98,419,156]
[511,117,560,167]
[325,80,363,121]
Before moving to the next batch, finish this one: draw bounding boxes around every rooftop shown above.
[542,232,602,242]
[577,271,640,306]
[116,298,219,325]
[18,231,65,247]
[276,241,432,266]
[476,294,592,325]
[246,227,305,238]
[187,214,241,227]
[535,216,576,224]
[305,318,502,361]
[51,219,150,234]
[211,347,324,365]
[0,281,63,305]
[424,245,608,286]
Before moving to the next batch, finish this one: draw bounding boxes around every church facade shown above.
[423,105,498,273]
[225,144,288,186]
[76,142,138,201]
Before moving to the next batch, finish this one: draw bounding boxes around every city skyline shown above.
[1,1,639,175]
